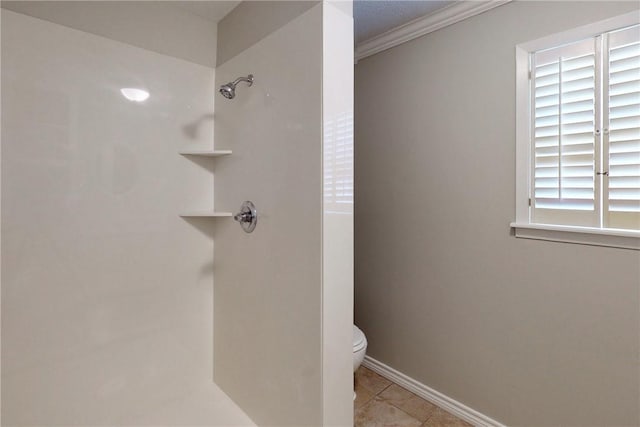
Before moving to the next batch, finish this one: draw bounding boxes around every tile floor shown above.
[354,367,472,427]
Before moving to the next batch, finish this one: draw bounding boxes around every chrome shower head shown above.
[219,74,253,100]
[219,84,235,99]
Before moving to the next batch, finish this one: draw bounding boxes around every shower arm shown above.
[232,75,253,87]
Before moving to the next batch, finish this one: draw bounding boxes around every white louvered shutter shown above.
[605,24,640,230]
[323,112,354,213]
[531,38,599,227]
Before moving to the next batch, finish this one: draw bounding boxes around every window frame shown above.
[512,11,640,250]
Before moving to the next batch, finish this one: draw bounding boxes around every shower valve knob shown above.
[233,201,257,233]
[234,212,251,223]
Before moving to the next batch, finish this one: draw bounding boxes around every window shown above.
[324,111,354,214]
[514,12,640,249]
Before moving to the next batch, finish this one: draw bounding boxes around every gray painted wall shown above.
[354,1,640,426]
[1,1,218,67]
[216,0,318,66]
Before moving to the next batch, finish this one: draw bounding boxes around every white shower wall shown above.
[213,2,353,425]
[1,10,252,425]
[213,6,324,424]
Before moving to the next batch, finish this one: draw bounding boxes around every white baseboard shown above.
[362,356,506,427]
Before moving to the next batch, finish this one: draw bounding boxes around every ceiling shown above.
[175,1,455,45]
[353,0,454,44]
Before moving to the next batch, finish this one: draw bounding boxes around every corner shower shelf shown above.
[179,149,232,219]
[179,211,232,218]
[179,150,232,157]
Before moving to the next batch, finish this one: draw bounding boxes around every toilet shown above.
[353,325,367,372]
[353,325,367,400]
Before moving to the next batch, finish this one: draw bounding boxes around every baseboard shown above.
[362,356,506,427]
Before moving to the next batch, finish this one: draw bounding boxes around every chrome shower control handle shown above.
[234,201,257,233]
[233,211,251,223]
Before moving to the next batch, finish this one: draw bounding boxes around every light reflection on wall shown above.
[324,111,354,214]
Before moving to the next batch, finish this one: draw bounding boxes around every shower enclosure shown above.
[213,3,355,425]
[1,1,353,426]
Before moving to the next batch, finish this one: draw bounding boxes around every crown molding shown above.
[355,0,512,62]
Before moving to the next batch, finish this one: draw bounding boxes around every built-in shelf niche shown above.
[179,150,232,157]
[180,149,232,218]
[179,211,232,218]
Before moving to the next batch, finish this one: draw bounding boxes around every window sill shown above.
[510,222,640,250]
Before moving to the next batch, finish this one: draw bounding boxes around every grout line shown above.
[376,382,393,396]
[363,357,496,426]
[426,408,452,426]
[372,394,423,426]
[362,368,436,426]
[360,367,467,427]
[393,405,422,425]
[356,398,375,413]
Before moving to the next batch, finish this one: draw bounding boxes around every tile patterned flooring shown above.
[354,367,473,427]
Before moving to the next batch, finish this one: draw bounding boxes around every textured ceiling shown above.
[354,0,454,44]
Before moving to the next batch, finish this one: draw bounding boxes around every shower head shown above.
[219,85,235,99]
[219,74,254,100]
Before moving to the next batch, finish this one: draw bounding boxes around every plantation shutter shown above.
[531,38,599,227]
[323,112,354,213]
[605,24,640,230]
